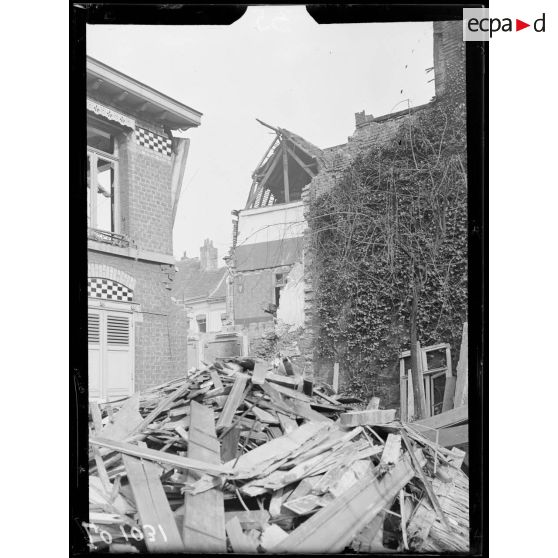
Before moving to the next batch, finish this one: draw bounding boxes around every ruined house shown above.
[228,122,325,366]
[172,240,244,368]
[229,21,466,407]
[86,56,202,400]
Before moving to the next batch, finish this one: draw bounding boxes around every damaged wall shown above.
[276,260,305,328]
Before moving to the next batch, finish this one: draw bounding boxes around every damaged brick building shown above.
[86,56,202,399]
[229,21,466,409]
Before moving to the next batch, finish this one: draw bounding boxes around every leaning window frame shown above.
[87,141,120,234]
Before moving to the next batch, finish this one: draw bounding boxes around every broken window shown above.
[274,272,287,307]
[87,125,119,233]
[196,315,207,333]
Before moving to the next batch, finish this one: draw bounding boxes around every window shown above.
[196,315,207,333]
[87,125,119,233]
[275,272,287,306]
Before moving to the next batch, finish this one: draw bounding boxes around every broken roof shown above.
[245,120,325,210]
[172,259,227,303]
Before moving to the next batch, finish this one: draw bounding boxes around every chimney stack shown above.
[200,239,218,271]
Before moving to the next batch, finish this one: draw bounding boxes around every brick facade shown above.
[87,58,200,396]
[88,251,189,391]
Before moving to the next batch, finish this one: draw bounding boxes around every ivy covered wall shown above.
[304,21,467,407]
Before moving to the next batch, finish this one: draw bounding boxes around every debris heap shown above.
[86,358,469,553]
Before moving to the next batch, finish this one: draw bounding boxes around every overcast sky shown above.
[87,6,434,262]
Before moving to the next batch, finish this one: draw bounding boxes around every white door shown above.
[88,307,134,401]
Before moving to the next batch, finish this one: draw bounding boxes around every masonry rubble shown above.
[87,355,469,553]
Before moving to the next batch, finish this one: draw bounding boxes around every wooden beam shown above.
[253,151,281,203]
[216,373,249,430]
[453,322,468,407]
[126,369,204,439]
[183,401,227,552]
[412,424,468,448]
[255,117,280,133]
[90,437,231,476]
[339,409,396,427]
[282,140,290,203]
[332,363,340,394]
[286,144,317,177]
[251,362,268,385]
[123,455,185,552]
[400,431,451,532]
[225,516,258,553]
[272,451,424,553]
[413,405,468,429]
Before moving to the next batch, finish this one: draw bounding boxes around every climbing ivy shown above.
[309,100,467,401]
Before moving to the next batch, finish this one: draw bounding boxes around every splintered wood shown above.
[87,357,469,553]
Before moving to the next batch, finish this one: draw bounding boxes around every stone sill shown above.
[88,239,175,265]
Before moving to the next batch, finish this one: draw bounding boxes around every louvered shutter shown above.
[88,311,102,399]
[105,311,133,400]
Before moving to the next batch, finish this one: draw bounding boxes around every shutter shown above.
[106,315,130,346]
[88,313,100,343]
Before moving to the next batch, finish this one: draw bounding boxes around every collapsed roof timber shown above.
[245,119,323,208]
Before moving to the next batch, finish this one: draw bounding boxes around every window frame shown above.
[87,136,120,234]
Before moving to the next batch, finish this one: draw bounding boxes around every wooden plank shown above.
[183,401,226,553]
[400,359,408,422]
[277,412,298,435]
[90,402,103,433]
[313,388,340,406]
[286,145,316,177]
[332,363,340,393]
[265,372,302,389]
[272,451,424,553]
[366,396,380,410]
[441,375,456,413]
[126,369,204,439]
[380,434,402,466]
[453,322,468,408]
[282,140,290,203]
[261,523,289,550]
[100,394,142,441]
[225,516,258,553]
[339,409,396,427]
[269,487,285,518]
[282,494,324,515]
[413,424,469,448]
[351,510,386,553]
[216,373,249,430]
[229,421,330,478]
[90,437,230,476]
[414,405,468,429]
[209,368,224,391]
[122,455,184,552]
[400,430,451,532]
[267,381,312,402]
[251,362,268,385]
[283,398,332,422]
[220,426,241,462]
[224,510,270,530]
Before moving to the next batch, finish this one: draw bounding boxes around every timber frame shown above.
[245,119,322,209]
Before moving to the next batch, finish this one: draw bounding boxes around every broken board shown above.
[183,400,226,553]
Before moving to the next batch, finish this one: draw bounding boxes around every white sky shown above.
[87,6,434,262]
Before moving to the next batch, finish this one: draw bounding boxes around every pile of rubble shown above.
[86,358,469,553]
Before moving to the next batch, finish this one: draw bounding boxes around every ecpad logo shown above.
[463,8,546,40]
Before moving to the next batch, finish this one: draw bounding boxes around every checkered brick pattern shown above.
[135,126,172,156]
[88,278,133,302]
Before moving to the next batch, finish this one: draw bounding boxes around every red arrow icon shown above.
[516,19,530,31]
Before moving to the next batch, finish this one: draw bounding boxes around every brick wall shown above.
[122,135,173,255]
[233,269,275,322]
[88,251,188,391]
